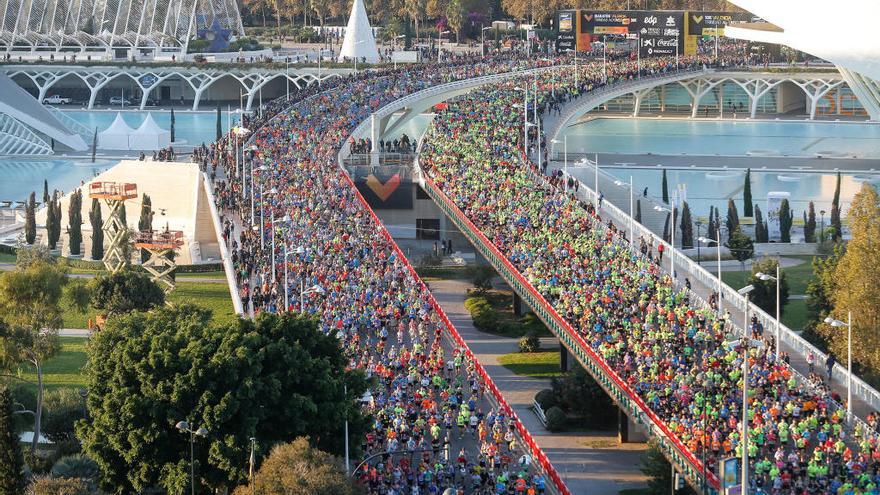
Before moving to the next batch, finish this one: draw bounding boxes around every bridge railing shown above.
[420,174,719,494]
[337,169,571,495]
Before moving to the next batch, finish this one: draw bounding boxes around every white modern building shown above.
[0,0,244,56]
[728,0,880,120]
[338,0,379,64]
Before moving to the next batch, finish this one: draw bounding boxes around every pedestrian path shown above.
[427,278,649,495]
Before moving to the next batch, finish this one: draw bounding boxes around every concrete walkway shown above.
[427,278,649,495]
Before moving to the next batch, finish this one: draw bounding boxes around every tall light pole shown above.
[735,284,755,495]
[175,421,209,495]
[551,137,567,189]
[437,30,450,61]
[655,204,675,279]
[614,177,634,241]
[602,35,607,82]
[481,26,492,57]
[270,212,290,284]
[514,86,529,156]
[820,210,826,242]
[757,264,782,362]
[698,235,723,315]
[825,312,853,419]
[285,59,290,100]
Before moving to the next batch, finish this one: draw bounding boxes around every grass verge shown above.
[498,350,562,378]
[16,336,88,392]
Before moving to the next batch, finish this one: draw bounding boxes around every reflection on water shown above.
[603,167,880,219]
[61,110,233,148]
[564,118,880,158]
[0,160,115,202]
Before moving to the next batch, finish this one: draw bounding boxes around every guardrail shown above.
[540,65,880,418]
[338,169,570,495]
[421,174,719,494]
[533,399,548,426]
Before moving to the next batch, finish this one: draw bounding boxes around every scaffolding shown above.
[89,182,137,274]
[134,229,184,292]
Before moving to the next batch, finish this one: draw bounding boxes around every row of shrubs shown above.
[534,368,618,432]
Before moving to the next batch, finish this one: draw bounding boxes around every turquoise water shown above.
[62,110,233,147]
[0,159,116,202]
[564,118,880,158]
[601,167,880,221]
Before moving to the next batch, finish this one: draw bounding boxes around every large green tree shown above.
[0,384,25,495]
[78,308,370,494]
[679,201,693,249]
[0,258,81,454]
[88,270,165,317]
[779,198,793,243]
[725,228,753,270]
[824,183,880,372]
[232,437,358,495]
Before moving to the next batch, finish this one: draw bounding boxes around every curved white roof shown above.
[0,72,87,152]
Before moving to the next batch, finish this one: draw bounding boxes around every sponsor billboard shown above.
[687,11,754,36]
[637,12,683,58]
[582,11,636,35]
[555,10,576,51]
[351,166,414,209]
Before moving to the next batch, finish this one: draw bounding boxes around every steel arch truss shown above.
[0,112,53,155]
[0,0,244,51]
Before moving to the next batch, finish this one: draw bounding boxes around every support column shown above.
[559,341,571,372]
[370,113,379,166]
[512,292,525,316]
[619,407,649,443]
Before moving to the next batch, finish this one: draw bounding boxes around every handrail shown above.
[421,174,719,493]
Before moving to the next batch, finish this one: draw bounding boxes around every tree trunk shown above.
[31,360,43,455]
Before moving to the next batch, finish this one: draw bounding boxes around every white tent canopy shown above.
[129,113,171,151]
[97,113,135,150]
[338,0,380,63]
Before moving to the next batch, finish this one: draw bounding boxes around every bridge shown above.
[1,64,350,110]
[332,65,880,494]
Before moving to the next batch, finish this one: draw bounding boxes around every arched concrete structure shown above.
[3,65,351,110]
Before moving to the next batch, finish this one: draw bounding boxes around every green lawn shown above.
[498,350,563,378]
[177,271,227,279]
[0,252,16,263]
[61,280,236,328]
[16,336,88,392]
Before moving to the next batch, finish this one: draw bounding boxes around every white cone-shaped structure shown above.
[338,0,380,63]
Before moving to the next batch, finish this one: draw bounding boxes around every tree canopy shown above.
[87,269,165,316]
[232,437,358,495]
[78,307,370,494]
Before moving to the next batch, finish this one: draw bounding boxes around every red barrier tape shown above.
[338,170,572,495]
[422,176,720,491]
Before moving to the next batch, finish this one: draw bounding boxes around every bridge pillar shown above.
[512,292,525,316]
[619,407,649,443]
[559,342,573,372]
[370,113,380,166]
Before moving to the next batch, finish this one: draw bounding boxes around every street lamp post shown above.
[756,264,782,361]
[551,137,567,190]
[698,235,723,315]
[437,30,450,61]
[825,312,853,419]
[175,421,209,495]
[736,284,755,495]
[602,35,607,82]
[655,204,675,280]
[820,210,826,242]
[481,26,492,57]
[615,177,634,240]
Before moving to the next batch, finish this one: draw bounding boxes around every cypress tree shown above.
[779,198,794,242]
[715,207,722,241]
[805,201,817,243]
[170,107,176,143]
[706,206,716,246]
[679,201,693,249]
[0,385,25,495]
[754,205,766,243]
[830,203,842,241]
[67,189,83,255]
[635,199,642,223]
[91,128,97,163]
[832,171,841,208]
[24,192,36,245]
[661,169,669,204]
[138,194,154,262]
[46,193,58,250]
[743,168,753,217]
[726,198,740,234]
[216,104,222,141]
[50,193,62,251]
[119,202,127,229]
[90,198,104,260]
[42,179,49,204]
[662,212,671,243]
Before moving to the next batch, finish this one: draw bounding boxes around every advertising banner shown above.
[687,11,753,36]
[351,166,414,210]
[581,11,637,35]
[555,10,576,51]
[637,11,683,58]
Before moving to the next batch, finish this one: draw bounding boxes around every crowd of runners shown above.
[418,57,880,495]
[204,54,569,494]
